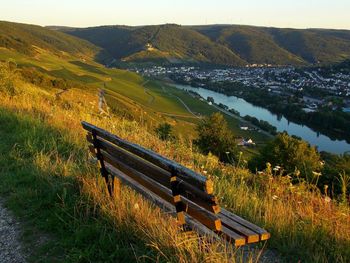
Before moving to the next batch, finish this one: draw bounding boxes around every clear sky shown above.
[1,0,350,29]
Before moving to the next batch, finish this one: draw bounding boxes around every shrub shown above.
[194,112,238,163]
[155,122,173,141]
[251,132,322,183]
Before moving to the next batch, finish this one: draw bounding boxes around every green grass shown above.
[0,108,157,262]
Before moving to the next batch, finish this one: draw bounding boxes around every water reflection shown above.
[174,84,350,154]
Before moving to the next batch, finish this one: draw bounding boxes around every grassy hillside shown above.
[0,21,112,62]
[56,23,350,66]
[1,59,349,262]
[0,21,267,145]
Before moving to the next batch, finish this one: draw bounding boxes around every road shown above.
[160,85,200,118]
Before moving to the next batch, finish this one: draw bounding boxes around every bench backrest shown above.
[82,121,270,246]
[82,121,222,232]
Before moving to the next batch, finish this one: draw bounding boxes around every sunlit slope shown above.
[57,24,246,65]
[58,23,350,65]
[0,20,110,61]
[1,45,269,142]
[0,20,269,140]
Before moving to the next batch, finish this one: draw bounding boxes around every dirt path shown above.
[142,80,155,104]
[160,85,200,118]
[0,200,26,263]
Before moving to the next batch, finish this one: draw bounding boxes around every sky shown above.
[1,0,350,29]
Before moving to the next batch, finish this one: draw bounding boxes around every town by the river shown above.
[174,84,350,154]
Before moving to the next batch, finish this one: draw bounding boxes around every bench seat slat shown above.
[219,214,260,243]
[220,209,270,241]
[220,226,246,246]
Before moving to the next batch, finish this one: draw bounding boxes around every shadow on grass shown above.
[0,108,160,262]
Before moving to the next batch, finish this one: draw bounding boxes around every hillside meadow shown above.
[0,59,349,262]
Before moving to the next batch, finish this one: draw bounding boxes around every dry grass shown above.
[0,62,349,262]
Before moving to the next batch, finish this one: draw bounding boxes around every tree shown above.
[155,123,173,141]
[251,132,322,182]
[194,112,238,163]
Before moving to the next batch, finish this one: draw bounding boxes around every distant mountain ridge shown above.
[1,20,350,66]
[51,24,350,66]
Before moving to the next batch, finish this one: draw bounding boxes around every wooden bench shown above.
[82,121,270,246]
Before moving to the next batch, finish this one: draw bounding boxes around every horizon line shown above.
[2,19,350,31]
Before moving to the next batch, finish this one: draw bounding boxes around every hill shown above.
[0,20,111,62]
[55,24,246,65]
[54,23,350,66]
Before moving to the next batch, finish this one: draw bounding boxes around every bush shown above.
[251,132,322,183]
[194,112,238,163]
[155,123,173,141]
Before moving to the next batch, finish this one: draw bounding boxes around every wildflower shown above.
[201,165,205,169]
[225,151,230,154]
[203,170,208,175]
[324,197,331,203]
[257,171,264,175]
[312,171,322,177]
[324,185,329,195]
[272,195,278,200]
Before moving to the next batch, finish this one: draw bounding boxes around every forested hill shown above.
[0,21,111,62]
[53,24,246,66]
[53,23,350,66]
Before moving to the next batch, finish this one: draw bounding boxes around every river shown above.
[174,84,350,154]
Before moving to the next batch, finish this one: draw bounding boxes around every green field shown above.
[0,46,271,148]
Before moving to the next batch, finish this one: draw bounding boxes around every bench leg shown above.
[170,172,187,227]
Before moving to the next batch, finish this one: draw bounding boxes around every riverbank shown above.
[172,83,350,154]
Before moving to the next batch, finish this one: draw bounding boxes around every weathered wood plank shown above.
[220,209,270,241]
[101,150,221,231]
[219,214,259,243]
[220,226,246,247]
[82,121,213,194]
[104,164,220,239]
[82,122,270,245]
[90,138,220,213]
